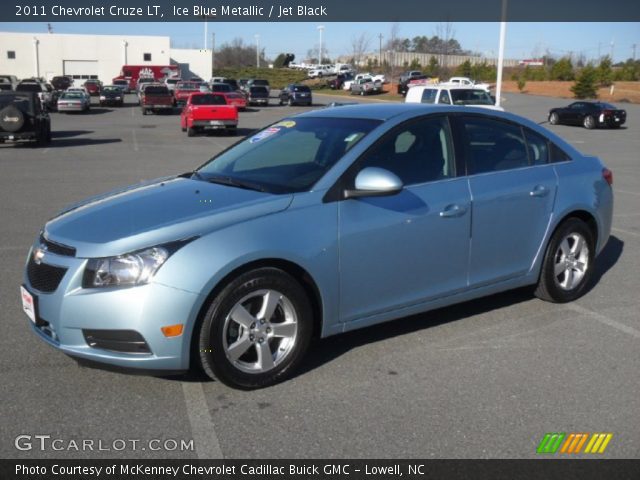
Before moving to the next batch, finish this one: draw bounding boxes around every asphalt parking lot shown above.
[1,91,639,459]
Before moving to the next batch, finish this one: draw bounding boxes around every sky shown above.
[1,22,639,63]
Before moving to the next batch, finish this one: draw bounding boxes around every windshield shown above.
[61,92,84,99]
[250,87,268,94]
[114,80,127,85]
[102,87,120,93]
[211,84,232,92]
[166,78,180,85]
[252,80,269,86]
[177,83,199,91]
[16,83,42,93]
[293,86,310,92]
[191,94,226,105]
[196,117,381,194]
[144,86,169,94]
[450,89,494,105]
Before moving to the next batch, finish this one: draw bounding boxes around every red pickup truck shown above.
[174,81,203,107]
[180,93,238,136]
[140,84,173,115]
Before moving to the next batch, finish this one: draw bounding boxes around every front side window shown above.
[356,116,455,186]
[438,90,451,104]
[462,116,529,174]
[197,117,381,194]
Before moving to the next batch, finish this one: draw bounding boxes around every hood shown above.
[44,176,293,258]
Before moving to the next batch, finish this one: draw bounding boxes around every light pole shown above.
[317,25,325,65]
[495,0,507,108]
[255,34,260,68]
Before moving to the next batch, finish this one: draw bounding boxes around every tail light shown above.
[602,168,613,186]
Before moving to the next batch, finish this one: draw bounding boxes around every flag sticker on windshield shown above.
[250,127,280,143]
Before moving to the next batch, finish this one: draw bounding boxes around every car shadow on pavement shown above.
[296,235,624,379]
[47,138,122,148]
[52,130,94,138]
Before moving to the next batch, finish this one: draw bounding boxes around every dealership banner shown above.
[2,0,640,22]
[3,459,640,480]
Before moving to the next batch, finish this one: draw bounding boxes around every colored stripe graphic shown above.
[560,433,589,453]
[584,433,613,454]
[538,433,613,454]
[537,433,566,454]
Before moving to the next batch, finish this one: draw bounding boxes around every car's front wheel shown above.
[197,268,313,389]
[535,218,595,303]
[549,112,559,125]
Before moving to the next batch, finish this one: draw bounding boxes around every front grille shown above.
[27,257,67,293]
[83,330,152,354]
[40,234,76,257]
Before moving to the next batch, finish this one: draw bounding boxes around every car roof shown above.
[297,103,516,121]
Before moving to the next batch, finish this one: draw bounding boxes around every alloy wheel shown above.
[553,232,590,290]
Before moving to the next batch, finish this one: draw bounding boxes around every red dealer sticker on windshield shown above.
[250,127,281,143]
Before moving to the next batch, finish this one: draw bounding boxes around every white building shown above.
[0,31,212,83]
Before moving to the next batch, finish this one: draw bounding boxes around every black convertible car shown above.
[549,101,626,129]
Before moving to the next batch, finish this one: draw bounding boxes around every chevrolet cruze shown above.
[21,104,613,388]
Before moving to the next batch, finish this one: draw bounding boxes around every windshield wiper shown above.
[205,175,267,193]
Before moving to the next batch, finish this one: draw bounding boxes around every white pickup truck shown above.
[342,73,386,91]
[442,77,492,92]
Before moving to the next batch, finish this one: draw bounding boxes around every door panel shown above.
[339,180,471,322]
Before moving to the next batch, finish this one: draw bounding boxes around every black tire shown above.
[534,218,595,303]
[279,99,284,106]
[227,126,237,136]
[288,98,293,107]
[181,126,187,132]
[187,127,196,137]
[549,112,559,125]
[197,268,313,389]
[360,90,364,96]
[46,126,52,143]
[0,105,25,132]
[141,108,147,116]
[583,115,595,129]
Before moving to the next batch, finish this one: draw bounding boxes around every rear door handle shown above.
[530,185,549,197]
[439,204,467,218]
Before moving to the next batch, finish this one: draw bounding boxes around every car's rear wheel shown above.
[197,268,313,389]
[535,218,595,303]
[288,98,293,106]
[583,115,595,129]
[549,112,559,125]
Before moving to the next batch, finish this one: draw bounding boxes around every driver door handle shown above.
[530,185,549,197]
[440,204,467,218]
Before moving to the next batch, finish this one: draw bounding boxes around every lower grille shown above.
[83,330,152,354]
[27,258,67,293]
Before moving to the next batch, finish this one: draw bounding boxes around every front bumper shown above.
[22,244,202,371]
[0,131,37,141]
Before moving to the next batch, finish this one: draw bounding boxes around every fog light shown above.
[161,324,184,337]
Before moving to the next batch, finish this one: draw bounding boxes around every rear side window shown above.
[461,116,529,174]
[420,89,438,104]
[523,129,549,165]
[550,143,571,163]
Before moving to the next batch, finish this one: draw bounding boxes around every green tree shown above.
[425,56,439,76]
[409,58,422,71]
[517,77,526,92]
[596,56,613,86]
[550,57,575,81]
[455,60,473,77]
[571,65,598,99]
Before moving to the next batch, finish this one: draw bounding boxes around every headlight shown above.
[82,239,195,288]
[99,95,106,100]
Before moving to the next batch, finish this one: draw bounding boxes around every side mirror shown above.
[344,167,403,199]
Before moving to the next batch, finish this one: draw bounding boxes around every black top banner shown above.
[3,0,640,22]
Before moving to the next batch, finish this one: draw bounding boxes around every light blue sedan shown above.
[21,104,613,388]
